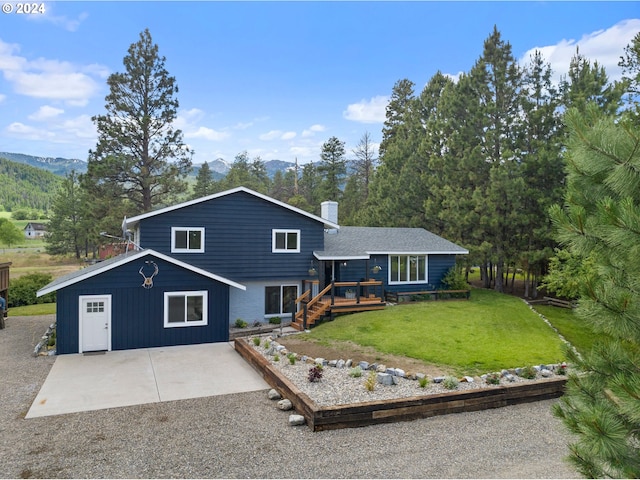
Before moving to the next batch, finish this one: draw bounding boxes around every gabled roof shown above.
[314,226,469,260]
[125,186,340,230]
[36,249,246,297]
[24,222,46,231]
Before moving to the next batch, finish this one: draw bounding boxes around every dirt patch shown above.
[277,336,454,377]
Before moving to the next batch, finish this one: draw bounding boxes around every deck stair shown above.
[292,281,385,331]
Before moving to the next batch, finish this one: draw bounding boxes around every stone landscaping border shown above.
[235,339,567,431]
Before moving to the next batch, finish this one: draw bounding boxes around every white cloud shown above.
[520,18,640,84]
[6,114,95,145]
[343,95,388,123]
[259,129,296,141]
[186,126,230,141]
[0,94,5,104]
[301,124,326,137]
[23,4,89,32]
[289,146,313,158]
[0,39,103,106]
[443,71,464,84]
[28,105,65,121]
[6,122,55,141]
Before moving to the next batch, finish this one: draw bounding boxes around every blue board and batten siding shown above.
[55,256,230,354]
[136,191,324,282]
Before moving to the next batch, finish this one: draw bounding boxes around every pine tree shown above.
[87,29,192,214]
[45,171,87,258]
[317,136,347,202]
[192,162,214,199]
[550,105,640,478]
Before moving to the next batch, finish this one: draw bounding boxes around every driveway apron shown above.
[26,342,269,418]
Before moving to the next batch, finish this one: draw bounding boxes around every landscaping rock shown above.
[277,399,293,411]
[289,414,306,426]
[268,389,281,400]
[540,369,553,377]
[336,359,346,369]
[315,357,327,366]
[328,359,338,367]
[377,372,394,386]
[394,368,406,378]
[359,361,369,370]
[433,376,445,383]
[376,364,387,373]
[345,359,353,368]
[505,374,516,382]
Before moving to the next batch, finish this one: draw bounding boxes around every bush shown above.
[308,365,323,382]
[287,353,296,365]
[349,366,363,378]
[443,376,459,390]
[268,316,281,325]
[441,266,468,290]
[252,337,261,347]
[234,318,247,328]
[485,372,501,385]
[418,376,429,388]
[519,366,537,379]
[9,273,55,307]
[11,209,29,221]
[364,371,376,391]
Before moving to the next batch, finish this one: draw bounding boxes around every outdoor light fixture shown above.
[372,265,382,274]
[308,261,317,276]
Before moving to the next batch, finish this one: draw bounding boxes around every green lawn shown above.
[8,303,56,316]
[301,288,566,376]
[531,304,598,355]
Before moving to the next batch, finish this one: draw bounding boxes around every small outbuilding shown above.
[24,222,47,239]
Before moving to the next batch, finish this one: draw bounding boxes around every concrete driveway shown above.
[26,342,269,418]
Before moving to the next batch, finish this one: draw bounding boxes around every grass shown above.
[0,250,83,279]
[532,304,598,355]
[9,303,56,316]
[299,288,567,376]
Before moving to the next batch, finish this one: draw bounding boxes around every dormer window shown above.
[272,229,300,253]
[171,227,205,253]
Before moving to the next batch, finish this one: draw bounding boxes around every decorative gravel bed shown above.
[248,334,568,407]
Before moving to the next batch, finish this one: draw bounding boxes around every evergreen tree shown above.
[619,31,640,122]
[192,162,215,199]
[298,162,322,214]
[45,171,86,258]
[218,152,271,193]
[86,28,192,214]
[550,105,640,478]
[317,136,347,202]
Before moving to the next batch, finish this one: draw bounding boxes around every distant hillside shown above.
[0,152,87,176]
[0,157,62,211]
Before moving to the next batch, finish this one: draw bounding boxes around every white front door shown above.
[79,295,111,353]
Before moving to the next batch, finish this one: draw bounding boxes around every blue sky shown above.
[0,2,638,166]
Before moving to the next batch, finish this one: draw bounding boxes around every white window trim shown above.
[171,227,205,253]
[388,254,429,285]
[164,290,208,328]
[264,284,298,318]
[271,229,301,253]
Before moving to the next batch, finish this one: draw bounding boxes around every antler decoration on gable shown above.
[139,261,159,289]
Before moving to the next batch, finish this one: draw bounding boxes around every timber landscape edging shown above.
[234,339,567,431]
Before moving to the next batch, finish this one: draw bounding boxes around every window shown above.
[164,291,208,327]
[265,285,298,316]
[389,255,427,284]
[171,227,204,253]
[86,301,104,313]
[272,229,300,253]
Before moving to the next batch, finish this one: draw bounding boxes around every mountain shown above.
[0,157,62,211]
[0,152,87,176]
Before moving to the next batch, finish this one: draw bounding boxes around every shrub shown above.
[264,341,270,350]
[557,363,567,375]
[418,376,429,388]
[287,353,296,365]
[364,371,376,392]
[268,316,281,325]
[234,318,247,328]
[519,366,537,379]
[443,376,459,390]
[485,372,501,385]
[440,265,468,290]
[308,365,323,383]
[9,273,55,307]
[349,366,363,378]
[252,337,261,347]
[273,354,280,362]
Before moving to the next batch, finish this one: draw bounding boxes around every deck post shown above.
[302,303,308,330]
[356,281,361,304]
[330,281,335,306]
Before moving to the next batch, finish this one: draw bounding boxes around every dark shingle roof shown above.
[314,226,468,260]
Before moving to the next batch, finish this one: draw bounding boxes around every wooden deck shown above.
[292,281,386,331]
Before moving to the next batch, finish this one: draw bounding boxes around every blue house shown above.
[38,187,468,354]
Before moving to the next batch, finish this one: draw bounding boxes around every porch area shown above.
[291,280,386,331]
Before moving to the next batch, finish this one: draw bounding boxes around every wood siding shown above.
[137,191,324,282]
[55,255,230,354]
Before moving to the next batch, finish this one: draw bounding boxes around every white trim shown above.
[368,250,468,255]
[272,229,301,253]
[37,249,246,297]
[264,283,298,317]
[125,186,340,230]
[78,294,112,353]
[164,290,208,328]
[314,253,370,261]
[171,227,205,253]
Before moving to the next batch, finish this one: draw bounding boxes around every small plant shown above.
[252,320,262,327]
[308,365,323,383]
[273,354,280,362]
[252,337,261,347]
[287,353,296,365]
[519,366,537,380]
[418,376,428,388]
[364,371,377,392]
[557,362,567,375]
[349,366,363,378]
[234,318,247,328]
[268,316,281,325]
[442,376,459,390]
[485,372,501,385]
[264,340,270,350]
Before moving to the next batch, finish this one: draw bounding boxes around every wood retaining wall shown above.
[235,339,567,431]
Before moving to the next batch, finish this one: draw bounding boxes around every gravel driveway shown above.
[0,316,580,479]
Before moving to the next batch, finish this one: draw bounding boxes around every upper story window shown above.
[389,255,427,284]
[272,229,300,253]
[171,227,205,253]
